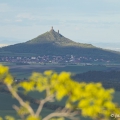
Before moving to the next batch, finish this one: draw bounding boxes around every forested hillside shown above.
[73,70,120,90]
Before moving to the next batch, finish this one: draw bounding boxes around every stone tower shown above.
[51,26,53,30]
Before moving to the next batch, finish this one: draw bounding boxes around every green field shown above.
[8,64,109,79]
[1,62,120,79]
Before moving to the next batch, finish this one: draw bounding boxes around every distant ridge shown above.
[0,27,120,62]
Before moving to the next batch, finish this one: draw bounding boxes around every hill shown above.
[0,27,120,62]
[26,27,94,48]
[73,70,120,90]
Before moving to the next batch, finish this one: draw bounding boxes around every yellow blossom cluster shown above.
[0,64,120,120]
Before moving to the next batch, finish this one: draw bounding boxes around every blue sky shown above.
[0,0,120,51]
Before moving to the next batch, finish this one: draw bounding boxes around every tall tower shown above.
[51,26,53,30]
[58,30,59,34]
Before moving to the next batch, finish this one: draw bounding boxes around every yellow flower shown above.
[20,81,35,92]
[4,74,13,85]
[44,70,53,76]
[5,116,15,120]
[26,115,40,120]
[0,117,3,120]
[0,64,8,75]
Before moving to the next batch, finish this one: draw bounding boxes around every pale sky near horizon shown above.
[0,0,120,50]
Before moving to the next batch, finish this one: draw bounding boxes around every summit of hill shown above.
[26,27,94,48]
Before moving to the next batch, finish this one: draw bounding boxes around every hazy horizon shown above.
[0,0,120,51]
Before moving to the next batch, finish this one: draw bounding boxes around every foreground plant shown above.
[0,64,120,120]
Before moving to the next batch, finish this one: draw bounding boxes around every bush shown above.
[0,64,120,120]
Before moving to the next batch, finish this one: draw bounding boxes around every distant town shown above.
[0,55,110,65]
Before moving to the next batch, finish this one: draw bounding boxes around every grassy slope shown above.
[26,30,94,48]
